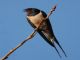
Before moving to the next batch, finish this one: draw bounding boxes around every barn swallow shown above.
[24,8,67,57]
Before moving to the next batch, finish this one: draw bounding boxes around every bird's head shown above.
[24,8,40,16]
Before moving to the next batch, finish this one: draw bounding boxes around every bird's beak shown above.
[24,9,28,15]
[24,9,27,12]
[24,9,32,16]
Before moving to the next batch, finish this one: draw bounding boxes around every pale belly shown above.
[27,12,45,27]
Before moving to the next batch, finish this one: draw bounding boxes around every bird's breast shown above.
[27,12,45,27]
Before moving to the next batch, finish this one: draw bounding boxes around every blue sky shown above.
[0,0,80,60]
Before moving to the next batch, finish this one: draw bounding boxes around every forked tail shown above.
[54,37,67,57]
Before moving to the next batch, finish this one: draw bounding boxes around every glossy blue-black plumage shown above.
[24,8,67,57]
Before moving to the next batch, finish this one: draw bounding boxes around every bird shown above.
[24,8,67,58]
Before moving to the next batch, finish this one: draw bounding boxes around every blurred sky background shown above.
[0,0,80,60]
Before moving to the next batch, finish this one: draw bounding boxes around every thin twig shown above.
[1,30,36,60]
[1,4,57,60]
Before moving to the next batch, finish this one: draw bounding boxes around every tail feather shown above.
[54,37,67,57]
[53,44,62,58]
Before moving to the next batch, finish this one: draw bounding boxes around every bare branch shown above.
[1,30,36,60]
[0,4,57,60]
